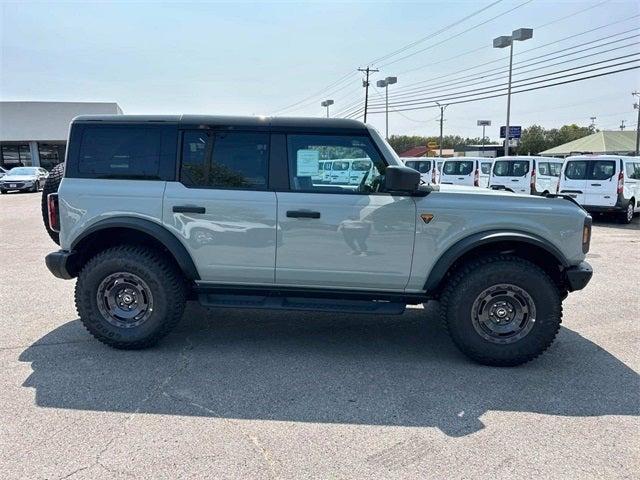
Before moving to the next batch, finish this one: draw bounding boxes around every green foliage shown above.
[518,124,596,155]
[388,134,485,154]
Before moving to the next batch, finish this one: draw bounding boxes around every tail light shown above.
[473,169,479,187]
[530,168,536,193]
[582,216,592,253]
[47,193,60,232]
[617,170,624,194]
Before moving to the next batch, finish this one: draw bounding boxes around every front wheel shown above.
[440,255,562,366]
[75,245,187,349]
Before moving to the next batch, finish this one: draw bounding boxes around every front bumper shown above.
[45,250,77,280]
[0,182,34,191]
[564,261,593,292]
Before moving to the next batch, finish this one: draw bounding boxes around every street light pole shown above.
[493,28,533,156]
[376,76,397,140]
[477,120,491,156]
[321,99,334,118]
[436,101,448,157]
[633,91,640,155]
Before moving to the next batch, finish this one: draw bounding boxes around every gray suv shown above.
[44,115,593,366]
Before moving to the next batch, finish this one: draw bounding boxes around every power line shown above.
[378,0,535,68]
[364,65,639,114]
[367,0,505,66]
[369,57,640,110]
[391,18,639,94]
[375,41,640,104]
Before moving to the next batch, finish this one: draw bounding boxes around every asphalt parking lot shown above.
[1,191,638,479]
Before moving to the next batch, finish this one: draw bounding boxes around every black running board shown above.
[198,293,406,315]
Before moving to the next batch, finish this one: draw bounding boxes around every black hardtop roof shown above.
[72,114,367,130]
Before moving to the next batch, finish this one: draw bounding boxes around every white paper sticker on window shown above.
[296,149,320,176]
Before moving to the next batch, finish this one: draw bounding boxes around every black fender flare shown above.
[71,217,200,280]
[423,230,569,293]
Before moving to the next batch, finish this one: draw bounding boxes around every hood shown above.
[1,175,38,182]
[434,183,535,199]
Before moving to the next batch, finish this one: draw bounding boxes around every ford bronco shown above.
[43,115,593,366]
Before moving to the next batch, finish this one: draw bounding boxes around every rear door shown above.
[560,159,588,204]
[491,159,530,193]
[163,129,277,284]
[479,161,492,187]
[584,158,618,207]
[440,159,474,186]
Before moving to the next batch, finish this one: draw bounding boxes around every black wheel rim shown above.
[471,283,536,344]
[97,272,154,328]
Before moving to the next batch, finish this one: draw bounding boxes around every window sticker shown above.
[296,149,320,176]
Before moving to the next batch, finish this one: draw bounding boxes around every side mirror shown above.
[385,165,420,194]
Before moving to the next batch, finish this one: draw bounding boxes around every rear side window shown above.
[480,162,491,174]
[565,161,587,179]
[78,126,161,178]
[180,131,269,189]
[443,161,473,175]
[626,162,640,179]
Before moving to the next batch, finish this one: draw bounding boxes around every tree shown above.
[516,124,595,155]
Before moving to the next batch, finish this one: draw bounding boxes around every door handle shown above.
[173,205,206,214]
[286,210,321,219]
[590,183,601,186]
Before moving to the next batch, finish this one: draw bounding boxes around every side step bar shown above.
[198,293,406,315]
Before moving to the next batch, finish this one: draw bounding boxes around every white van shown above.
[479,160,493,188]
[348,158,373,185]
[401,158,437,184]
[440,157,485,187]
[558,155,640,223]
[488,156,563,195]
[328,159,351,184]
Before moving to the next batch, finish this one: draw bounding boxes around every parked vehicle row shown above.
[401,155,639,223]
[0,166,49,193]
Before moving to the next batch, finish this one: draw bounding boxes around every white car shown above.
[401,158,438,184]
[440,157,485,187]
[489,156,563,195]
[348,159,373,185]
[558,155,640,224]
[0,166,49,193]
[328,159,351,184]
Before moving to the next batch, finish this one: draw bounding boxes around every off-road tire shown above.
[75,245,187,349]
[440,255,562,367]
[41,162,65,244]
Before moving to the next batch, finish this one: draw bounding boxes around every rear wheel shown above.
[75,245,187,349]
[619,201,634,224]
[440,255,562,366]
[41,162,65,244]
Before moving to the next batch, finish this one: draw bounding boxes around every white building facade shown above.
[0,101,122,170]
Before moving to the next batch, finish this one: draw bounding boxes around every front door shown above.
[163,129,277,284]
[275,133,416,291]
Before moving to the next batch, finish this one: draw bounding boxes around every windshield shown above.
[7,167,39,176]
[493,160,530,177]
[443,161,473,175]
[565,160,616,180]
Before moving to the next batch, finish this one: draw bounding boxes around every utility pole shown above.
[436,101,448,157]
[620,120,626,131]
[358,66,379,123]
[590,116,596,129]
[633,91,640,155]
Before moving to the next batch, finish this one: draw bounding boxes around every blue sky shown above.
[1,0,639,139]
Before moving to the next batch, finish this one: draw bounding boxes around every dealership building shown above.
[0,101,122,170]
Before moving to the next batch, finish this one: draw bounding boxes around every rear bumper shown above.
[564,261,593,292]
[45,250,77,280]
[583,205,625,213]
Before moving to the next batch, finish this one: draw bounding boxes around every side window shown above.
[538,162,550,176]
[481,162,491,174]
[565,161,587,179]
[180,131,269,190]
[78,126,161,177]
[512,161,530,176]
[625,162,640,179]
[287,134,386,193]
